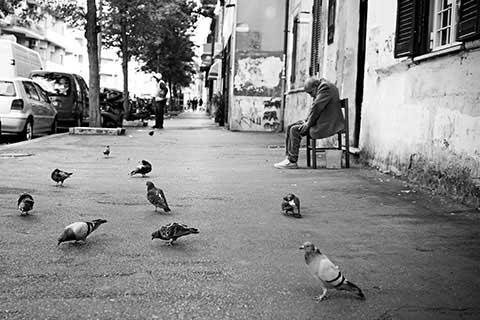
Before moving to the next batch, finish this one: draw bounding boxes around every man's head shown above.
[304,77,321,98]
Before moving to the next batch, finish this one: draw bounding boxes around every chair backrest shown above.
[340,98,349,130]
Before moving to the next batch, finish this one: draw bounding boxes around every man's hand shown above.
[299,124,309,136]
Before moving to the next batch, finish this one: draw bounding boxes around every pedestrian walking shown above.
[274,77,345,169]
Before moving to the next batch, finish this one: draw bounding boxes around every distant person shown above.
[199,98,203,110]
[152,80,168,129]
[274,77,345,169]
[192,97,198,111]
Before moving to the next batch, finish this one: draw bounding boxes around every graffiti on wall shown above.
[231,96,281,132]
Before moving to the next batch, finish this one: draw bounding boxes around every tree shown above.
[2,0,102,127]
[137,0,199,104]
[101,0,150,118]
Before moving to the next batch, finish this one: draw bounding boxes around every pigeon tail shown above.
[188,228,199,234]
[338,280,365,299]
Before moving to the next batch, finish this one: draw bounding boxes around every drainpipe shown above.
[280,0,290,132]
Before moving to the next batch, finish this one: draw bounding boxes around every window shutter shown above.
[291,18,299,84]
[310,0,322,76]
[457,0,480,41]
[327,0,336,44]
[394,0,416,58]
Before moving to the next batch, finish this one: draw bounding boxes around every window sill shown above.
[413,43,464,62]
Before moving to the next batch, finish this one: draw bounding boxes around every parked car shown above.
[29,71,89,128]
[100,87,124,127]
[0,77,58,140]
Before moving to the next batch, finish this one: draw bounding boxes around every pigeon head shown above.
[141,160,149,165]
[53,168,60,173]
[284,193,295,201]
[92,219,107,225]
[146,181,155,190]
[299,241,316,252]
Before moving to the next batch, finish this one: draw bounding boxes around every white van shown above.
[0,39,43,78]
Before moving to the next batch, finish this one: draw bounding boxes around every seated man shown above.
[274,77,345,169]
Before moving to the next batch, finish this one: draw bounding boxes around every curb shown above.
[0,132,69,151]
[69,127,126,135]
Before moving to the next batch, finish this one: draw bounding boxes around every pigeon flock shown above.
[12,144,365,303]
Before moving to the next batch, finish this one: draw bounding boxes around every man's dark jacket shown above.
[305,79,345,139]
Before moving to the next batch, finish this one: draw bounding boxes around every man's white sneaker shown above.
[274,159,298,169]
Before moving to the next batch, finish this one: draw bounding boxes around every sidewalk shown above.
[0,112,479,319]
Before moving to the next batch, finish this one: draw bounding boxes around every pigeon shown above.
[148,130,154,136]
[152,222,199,245]
[17,193,34,215]
[299,242,365,301]
[146,181,171,212]
[130,160,152,177]
[51,168,73,186]
[282,193,301,217]
[57,219,107,245]
[103,145,110,157]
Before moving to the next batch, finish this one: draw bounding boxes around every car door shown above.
[33,82,56,129]
[22,81,46,133]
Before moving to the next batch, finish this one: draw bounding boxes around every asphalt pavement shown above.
[1,111,479,319]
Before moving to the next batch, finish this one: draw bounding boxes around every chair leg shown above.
[312,138,317,169]
[345,132,350,168]
[306,135,311,167]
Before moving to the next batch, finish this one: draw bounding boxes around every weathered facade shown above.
[280,0,480,202]
[207,0,285,131]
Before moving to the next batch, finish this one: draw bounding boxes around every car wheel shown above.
[50,117,58,134]
[22,119,33,141]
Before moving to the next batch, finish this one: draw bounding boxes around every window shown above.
[327,0,336,44]
[33,83,49,103]
[395,0,480,58]
[310,0,322,75]
[432,0,460,50]
[22,81,40,101]
[0,81,16,97]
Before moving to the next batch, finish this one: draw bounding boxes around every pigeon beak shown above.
[299,245,305,250]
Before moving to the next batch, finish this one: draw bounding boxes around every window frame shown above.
[431,0,462,51]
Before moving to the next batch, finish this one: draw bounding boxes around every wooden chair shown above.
[306,98,350,169]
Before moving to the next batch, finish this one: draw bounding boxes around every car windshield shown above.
[31,74,71,96]
[0,81,16,97]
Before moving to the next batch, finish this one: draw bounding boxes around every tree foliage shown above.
[138,0,199,90]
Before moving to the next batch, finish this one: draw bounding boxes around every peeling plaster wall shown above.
[361,0,480,177]
[284,0,360,142]
[229,0,285,132]
[284,0,313,127]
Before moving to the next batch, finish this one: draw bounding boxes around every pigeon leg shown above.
[313,288,328,301]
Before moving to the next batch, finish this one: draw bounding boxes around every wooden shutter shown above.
[310,0,322,75]
[394,0,416,58]
[457,0,480,41]
[327,0,336,44]
[290,18,299,84]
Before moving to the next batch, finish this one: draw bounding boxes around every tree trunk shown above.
[121,20,129,120]
[86,0,101,127]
